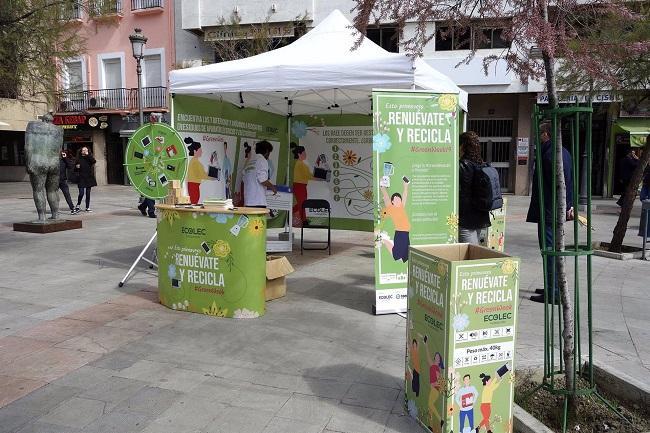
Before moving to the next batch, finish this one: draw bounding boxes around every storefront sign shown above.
[204,23,294,41]
[536,92,622,104]
[53,115,109,130]
[516,137,529,165]
[157,210,267,318]
[372,90,459,314]
[406,244,519,433]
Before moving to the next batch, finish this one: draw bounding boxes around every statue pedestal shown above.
[13,220,82,234]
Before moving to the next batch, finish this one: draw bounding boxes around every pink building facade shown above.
[54,0,175,185]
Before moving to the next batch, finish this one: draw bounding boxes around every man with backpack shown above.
[458,131,502,244]
[527,122,574,304]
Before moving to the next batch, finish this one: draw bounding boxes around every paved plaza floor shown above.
[0,182,647,433]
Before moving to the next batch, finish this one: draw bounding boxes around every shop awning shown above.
[614,118,650,147]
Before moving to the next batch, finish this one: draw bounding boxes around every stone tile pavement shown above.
[0,182,647,432]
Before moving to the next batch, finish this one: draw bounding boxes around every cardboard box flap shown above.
[411,243,511,262]
[266,256,294,280]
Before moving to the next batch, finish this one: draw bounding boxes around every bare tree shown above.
[352,0,649,415]
[0,0,85,101]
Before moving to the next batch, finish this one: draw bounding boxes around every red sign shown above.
[53,115,87,128]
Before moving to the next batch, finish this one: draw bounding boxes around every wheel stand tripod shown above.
[118,231,158,287]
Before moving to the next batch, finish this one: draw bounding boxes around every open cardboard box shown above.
[412,242,510,262]
[265,255,294,301]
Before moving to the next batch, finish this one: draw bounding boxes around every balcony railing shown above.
[59,1,82,20]
[132,0,163,10]
[55,87,167,113]
[90,0,123,16]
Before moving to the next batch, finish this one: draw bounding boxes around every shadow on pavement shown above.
[304,363,419,433]
[293,275,375,315]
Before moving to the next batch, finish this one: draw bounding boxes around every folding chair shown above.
[300,199,331,255]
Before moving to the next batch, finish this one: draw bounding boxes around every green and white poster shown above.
[125,123,188,199]
[157,209,268,318]
[372,90,460,314]
[290,114,373,230]
[407,244,519,433]
[172,95,287,208]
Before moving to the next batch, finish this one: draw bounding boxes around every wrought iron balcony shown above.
[89,0,123,16]
[132,0,163,11]
[55,87,167,113]
[58,1,82,20]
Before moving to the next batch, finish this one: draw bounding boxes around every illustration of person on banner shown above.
[222,141,232,199]
[423,335,445,429]
[185,137,219,204]
[477,370,505,433]
[406,337,421,398]
[290,143,328,226]
[456,374,479,433]
[377,177,411,262]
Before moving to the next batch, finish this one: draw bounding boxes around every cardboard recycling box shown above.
[406,244,519,433]
[265,256,294,301]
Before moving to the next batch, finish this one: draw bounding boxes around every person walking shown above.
[458,131,491,244]
[74,146,97,213]
[59,150,76,214]
[138,197,156,218]
[617,148,639,206]
[527,122,574,304]
[242,140,277,208]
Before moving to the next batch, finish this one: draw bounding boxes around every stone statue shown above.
[25,114,62,222]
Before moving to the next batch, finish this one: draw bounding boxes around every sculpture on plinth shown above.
[25,114,62,222]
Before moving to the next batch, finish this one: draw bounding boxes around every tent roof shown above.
[170,10,467,115]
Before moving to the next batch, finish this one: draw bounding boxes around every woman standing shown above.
[74,146,97,213]
[477,372,502,433]
[185,137,210,204]
[459,131,491,244]
[290,143,314,225]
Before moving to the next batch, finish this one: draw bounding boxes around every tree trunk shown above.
[609,135,650,252]
[541,0,576,413]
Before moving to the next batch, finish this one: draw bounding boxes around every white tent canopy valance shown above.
[170,9,467,116]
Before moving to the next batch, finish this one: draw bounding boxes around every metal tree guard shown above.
[525,103,628,433]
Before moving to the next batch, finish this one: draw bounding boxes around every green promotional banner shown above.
[157,208,267,318]
[407,244,519,433]
[372,90,459,314]
[125,123,188,199]
[173,95,287,207]
[479,198,507,252]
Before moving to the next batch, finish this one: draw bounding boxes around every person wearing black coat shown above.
[74,146,97,213]
[526,122,574,304]
[59,150,76,213]
[458,131,491,244]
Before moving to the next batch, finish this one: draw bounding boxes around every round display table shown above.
[156,204,268,318]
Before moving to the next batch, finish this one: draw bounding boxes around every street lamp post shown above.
[129,28,148,127]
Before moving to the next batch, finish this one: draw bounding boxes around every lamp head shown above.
[129,28,147,59]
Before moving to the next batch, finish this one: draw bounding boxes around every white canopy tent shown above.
[169,9,467,115]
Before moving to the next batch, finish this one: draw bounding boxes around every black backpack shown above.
[472,163,503,211]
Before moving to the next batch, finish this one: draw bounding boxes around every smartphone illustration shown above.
[171,278,180,288]
[237,214,249,228]
[141,136,151,147]
[201,241,211,254]
[403,176,410,184]
[158,174,169,186]
[230,224,241,236]
[134,151,144,159]
[166,164,176,172]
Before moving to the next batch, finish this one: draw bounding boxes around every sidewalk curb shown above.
[513,403,555,433]
[592,362,650,409]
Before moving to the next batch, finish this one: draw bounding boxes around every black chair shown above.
[300,199,331,255]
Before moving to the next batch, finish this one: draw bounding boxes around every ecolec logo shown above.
[180,226,206,236]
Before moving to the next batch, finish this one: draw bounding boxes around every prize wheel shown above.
[124,123,188,199]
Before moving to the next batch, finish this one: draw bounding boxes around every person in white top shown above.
[242,140,277,207]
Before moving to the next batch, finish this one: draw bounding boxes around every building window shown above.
[90,0,122,16]
[63,60,84,91]
[0,132,25,166]
[436,23,510,51]
[59,0,82,20]
[366,26,399,52]
[98,53,126,109]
